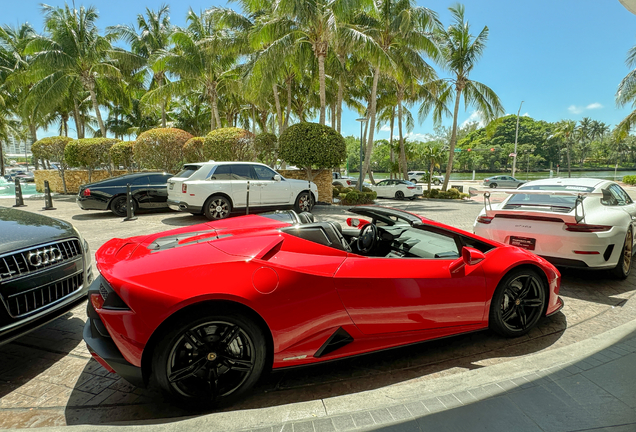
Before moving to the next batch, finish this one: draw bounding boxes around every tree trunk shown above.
[317,51,327,125]
[566,141,572,178]
[337,75,343,133]
[0,141,4,177]
[88,83,106,137]
[389,113,395,179]
[159,75,167,128]
[73,99,84,139]
[272,84,282,136]
[212,88,222,130]
[397,89,408,180]
[443,88,463,191]
[284,78,292,133]
[361,66,381,184]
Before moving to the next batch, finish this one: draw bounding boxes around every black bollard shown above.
[246,180,250,215]
[123,183,137,221]
[13,179,26,207]
[42,180,56,210]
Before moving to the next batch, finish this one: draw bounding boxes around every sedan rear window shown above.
[175,165,201,178]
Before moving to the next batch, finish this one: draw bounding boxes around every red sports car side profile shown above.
[84,206,563,406]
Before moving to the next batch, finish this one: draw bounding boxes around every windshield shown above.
[505,184,595,210]
[174,165,201,179]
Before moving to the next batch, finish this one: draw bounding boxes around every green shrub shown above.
[460,193,469,199]
[65,138,120,182]
[279,122,346,182]
[110,141,135,170]
[183,137,205,163]
[341,187,353,193]
[429,188,439,198]
[32,136,73,192]
[134,128,193,172]
[254,132,278,166]
[437,191,449,199]
[340,189,376,205]
[333,187,341,198]
[203,127,254,162]
[447,188,461,199]
[362,186,372,193]
[623,175,636,185]
[421,190,430,198]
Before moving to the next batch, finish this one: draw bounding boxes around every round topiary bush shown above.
[279,122,346,182]
[203,127,255,162]
[134,128,193,172]
[65,138,120,182]
[183,137,205,163]
[110,141,135,170]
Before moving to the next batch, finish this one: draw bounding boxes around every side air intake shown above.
[314,327,354,358]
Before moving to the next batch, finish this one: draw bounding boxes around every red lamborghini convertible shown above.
[84,206,563,406]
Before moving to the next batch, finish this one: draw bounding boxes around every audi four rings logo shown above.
[27,247,62,266]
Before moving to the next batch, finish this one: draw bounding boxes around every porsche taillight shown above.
[564,224,612,233]
[476,216,493,224]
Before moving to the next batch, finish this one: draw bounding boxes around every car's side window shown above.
[609,184,632,205]
[231,165,257,180]
[253,165,279,181]
[210,165,232,180]
[131,176,149,185]
[148,174,171,184]
[601,187,618,206]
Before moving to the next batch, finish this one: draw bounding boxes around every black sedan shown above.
[76,172,173,217]
[0,207,91,345]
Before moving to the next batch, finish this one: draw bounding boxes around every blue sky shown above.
[4,0,636,141]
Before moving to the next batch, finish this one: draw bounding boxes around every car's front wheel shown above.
[395,190,405,200]
[433,179,441,186]
[410,178,418,183]
[294,192,313,213]
[489,268,546,337]
[489,183,497,189]
[610,228,633,280]
[204,196,232,220]
[153,312,267,408]
[110,195,137,217]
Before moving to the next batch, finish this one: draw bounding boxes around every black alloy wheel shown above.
[610,228,633,280]
[395,190,405,200]
[204,196,232,220]
[110,195,136,217]
[154,313,266,408]
[489,269,546,337]
[489,183,497,189]
[410,178,418,183]
[294,192,312,213]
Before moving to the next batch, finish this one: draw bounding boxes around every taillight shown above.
[346,180,351,186]
[565,224,612,233]
[477,216,493,224]
[484,179,489,182]
[83,188,90,197]
[182,184,187,193]
[407,186,415,190]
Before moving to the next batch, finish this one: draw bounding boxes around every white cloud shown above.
[522,112,530,117]
[461,111,485,128]
[406,132,434,142]
[568,103,603,114]
[380,124,391,132]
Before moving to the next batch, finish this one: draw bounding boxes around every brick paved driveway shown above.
[0,192,635,428]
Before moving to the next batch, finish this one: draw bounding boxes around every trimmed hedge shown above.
[32,136,74,192]
[134,128,193,172]
[183,137,205,163]
[65,138,120,181]
[279,123,346,181]
[339,189,377,205]
[203,127,254,162]
[623,175,636,185]
[110,141,135,170]
[422,188,468,200]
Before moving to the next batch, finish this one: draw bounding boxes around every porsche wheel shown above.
[395,190,405,200]
[489,268,546,337]
[489,183,497,189]
[110,195,136,217]
[204,196,232,220]
[610,228,633,280]
[153,312,266,408]
[294,192,312,213]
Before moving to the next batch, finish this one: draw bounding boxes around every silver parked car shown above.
[482,175,525,189]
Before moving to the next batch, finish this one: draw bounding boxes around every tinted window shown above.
[148,174,171,184]
[253,165,279,180]
[610,184,632,205]
[231,165,256,180]
[211,165,232,180]
[507,184,595,209]
[175,165,201,178]
[131,176,149,185]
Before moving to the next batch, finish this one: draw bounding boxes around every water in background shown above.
[0,178,39,198]
[364,170,636,182]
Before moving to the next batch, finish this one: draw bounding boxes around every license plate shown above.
[169,183,174,190]
[510,236,536,251]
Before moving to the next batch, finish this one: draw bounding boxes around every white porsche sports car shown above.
[473,178,636,279]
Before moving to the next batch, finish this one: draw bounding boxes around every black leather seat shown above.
[281,222,350,252]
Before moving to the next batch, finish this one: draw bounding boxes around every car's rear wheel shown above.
[110,195,137,217]
[395,190,405,200]
[433,179,441,185]
[204,196,232,220]
[153,312,266,408]
[489,183,497,189]
[294,192,313,213]
[410,178,418,183]
[610,228,633,280]
[489,268,546,337]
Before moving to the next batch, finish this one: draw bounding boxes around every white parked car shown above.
[473,178,636,278]
[167,161,318,220]
[370,179,423,200]
[407,171,444,185]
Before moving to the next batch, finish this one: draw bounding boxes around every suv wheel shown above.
[294,192,312,213]
[204,196,232,220]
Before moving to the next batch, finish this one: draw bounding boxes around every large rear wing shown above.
[468,188,603,223]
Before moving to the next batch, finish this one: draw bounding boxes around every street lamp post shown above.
[356,117,368,191]
[511,100,524,178]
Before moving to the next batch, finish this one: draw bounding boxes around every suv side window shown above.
[253,165,279,181]
[210,165,232,180]
[231,164,256,180]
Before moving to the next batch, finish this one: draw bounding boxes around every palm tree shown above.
[26,4,142,137]
[432,4,504,191]
[109,5,173,127]
[421,143,445,191]
[617,41,636,137]
[553,120,576,177]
